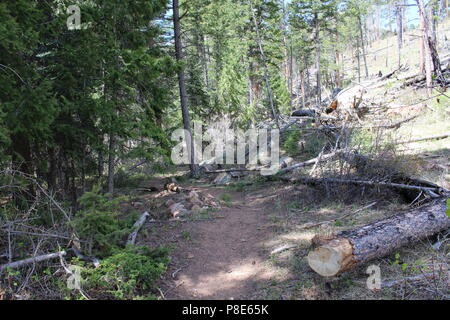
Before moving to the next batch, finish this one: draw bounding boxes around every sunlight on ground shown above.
[176,258,278,298]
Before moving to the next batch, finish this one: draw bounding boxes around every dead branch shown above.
[0,251,66,272]
[205,168,262,174]
[270,244,298,255]
[70,246,100,268]
[126,211,151,245]
[381,272,446,288]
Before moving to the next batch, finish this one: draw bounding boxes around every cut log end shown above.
[307,238,354,277]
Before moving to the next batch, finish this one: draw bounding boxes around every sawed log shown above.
[307,198,450,277]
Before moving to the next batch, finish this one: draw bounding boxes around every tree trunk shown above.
[431,0,438,45]
[308,198,450,277]
[288,43,294,110]
[314,12,321,104]
[419,0,433,93]
[358,15,369,78]
[249,0,279,127]
[300,69,306,109]
[419,33,425,74]
[173,0,199,177]
[356,43,361,83]
[107,133,115,198]
[334,33,342,88]
[396,3,403,69]
[416,0,442,93]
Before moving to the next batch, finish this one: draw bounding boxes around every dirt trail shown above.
[152,185,279,300]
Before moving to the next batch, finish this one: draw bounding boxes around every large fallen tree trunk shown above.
[307,198,450,277]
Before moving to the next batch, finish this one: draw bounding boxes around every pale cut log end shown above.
[307,238,354,277]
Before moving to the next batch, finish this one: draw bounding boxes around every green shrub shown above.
[283,130,302,155]
[284,130,329,158]
[218,193,232,206]
[71,185,131,257]
[80,246,170,300]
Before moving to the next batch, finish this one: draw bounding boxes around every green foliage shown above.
[350,128,374,153]
[71,186,131,257]
[225,181,249,192]
[80,246,170,300]
[218,193,232,206]
[0,0,174,197]
[284,130,302,155]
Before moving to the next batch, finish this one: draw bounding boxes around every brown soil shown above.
[143,184,281,299]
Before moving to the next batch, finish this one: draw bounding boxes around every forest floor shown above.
[126,170,447,300]
[126,71,449,300]
[120,26,450,299]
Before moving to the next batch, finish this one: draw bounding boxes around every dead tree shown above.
[416,0,443,94]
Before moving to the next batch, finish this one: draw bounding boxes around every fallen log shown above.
[278,151,341,174]
[307,198,450,277]
[335,150,447,201]
[291,109,318,118]
[127,211,151,245]
[0,251,66,272]
[395,132,450,144]
[281,176,448,197]
[381,272,446,288]
[205,167,262,173]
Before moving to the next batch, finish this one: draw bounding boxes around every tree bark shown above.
[314,12,322,104]
[250,0,279,127]
[300,69,306,109]
[173,0,199,177]
[107,133,115,198]
[358,15,369,79]
[416,0,442,93]
[127,211,150,245]
[0,251,66,272]
[308,198,450,277]
[431,0,438,45]
[396,3,404,69]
